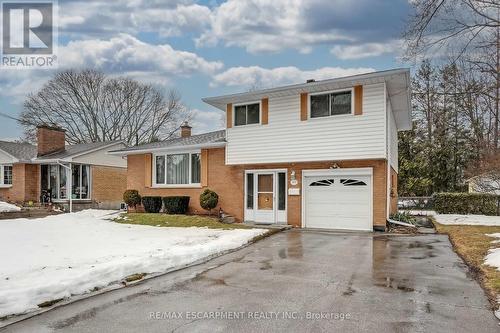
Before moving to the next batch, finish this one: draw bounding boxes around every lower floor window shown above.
[155,152,201,185]
[41,164,90,200]
[1,165,12,185]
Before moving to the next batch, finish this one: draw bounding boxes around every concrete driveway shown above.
[2,230,499,332]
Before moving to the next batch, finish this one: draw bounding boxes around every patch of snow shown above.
[434,214,500,226]
[0,209,266,318]
[485,234,500,271]
[0,201,21,213]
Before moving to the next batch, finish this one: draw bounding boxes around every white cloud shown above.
[0,34,223,102]
[331,40,402,60]
[210,66,375,88]
[196,0,353,54]
[59,34,223,77]
[131,4,212,37]
[190,109,225,134]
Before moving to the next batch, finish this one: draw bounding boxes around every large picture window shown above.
[41,164,90,200]
[154,152,201,186]
[234,103,260,126]
[310,90,352,118]
[0,165,12,186]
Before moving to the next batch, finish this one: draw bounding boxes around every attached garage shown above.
[302,168,373,231]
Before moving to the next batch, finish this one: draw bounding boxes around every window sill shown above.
[0,185,12,188]
[151,184,202,189]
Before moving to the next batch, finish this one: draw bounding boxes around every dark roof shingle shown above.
[111,130,226,153]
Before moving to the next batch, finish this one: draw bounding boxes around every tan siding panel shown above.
[226,103,233,128]
[354,85,363,115]
[261,98,269,125]
[300,93,308,121]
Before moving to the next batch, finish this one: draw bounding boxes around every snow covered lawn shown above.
[434,214,500,226]
[0,210,266,318]
[485,233,500,270]
[0,201,21,213]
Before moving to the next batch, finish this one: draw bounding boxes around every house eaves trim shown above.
[108,142,226,156]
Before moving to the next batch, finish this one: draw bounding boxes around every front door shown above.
[244,170,287,224]
[255,173,275,223]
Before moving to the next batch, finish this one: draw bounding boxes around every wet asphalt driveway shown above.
[2,230,499,332]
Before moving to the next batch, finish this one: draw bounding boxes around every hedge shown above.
[142,196,163,213]
[433,192,500,216]
[162,196,190,214]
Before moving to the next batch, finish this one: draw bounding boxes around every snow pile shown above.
[485,233,500,271]
[0,201,21,213]
[0,210,265,317]
[434,214,500,226]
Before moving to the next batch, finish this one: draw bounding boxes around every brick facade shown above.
[0,163,40,203]
[127,147,391,228]
[91,165,127,209]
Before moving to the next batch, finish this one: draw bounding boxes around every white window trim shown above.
[308,88,354,119]
[0,164,13,188]
[232,100,262,127]
[152,151,202,188]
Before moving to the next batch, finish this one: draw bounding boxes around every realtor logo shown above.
[1,1,57,68]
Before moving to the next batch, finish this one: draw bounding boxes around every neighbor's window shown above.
[1,165,12,185]
[234,103,260,126]
[155,152,201,186]
[310,90,352,118]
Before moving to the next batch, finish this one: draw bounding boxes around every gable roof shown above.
[109,130,226,155]
[0,141,37,161]
[203,68,412,130]
[34,141,124,161]
[0,140,125,163]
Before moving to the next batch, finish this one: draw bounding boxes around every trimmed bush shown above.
[142,196,162,213]
[123,190,141,208]
[433,192,499,216]
[200,189,218,215]
[162,196,190,214]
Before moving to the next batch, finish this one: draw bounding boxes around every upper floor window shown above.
[310,90,352,118]
[155,152,201,186]
[234,103,260,126]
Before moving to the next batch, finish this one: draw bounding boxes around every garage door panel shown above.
[304,173,372,231]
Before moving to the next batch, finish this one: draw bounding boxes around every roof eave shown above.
[109,141,226,156]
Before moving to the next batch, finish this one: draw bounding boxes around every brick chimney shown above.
[37,125,66,156]
[180,121,192,138]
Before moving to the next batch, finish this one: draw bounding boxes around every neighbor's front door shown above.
[255,173,275,223]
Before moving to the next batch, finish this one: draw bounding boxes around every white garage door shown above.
[304,173,372,231]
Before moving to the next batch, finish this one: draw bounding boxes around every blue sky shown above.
[0,0,412,140]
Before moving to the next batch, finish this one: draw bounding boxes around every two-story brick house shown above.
[111,69,411,231]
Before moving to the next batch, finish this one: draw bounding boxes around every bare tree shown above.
[404,0,500,150]
[21,70,189,145]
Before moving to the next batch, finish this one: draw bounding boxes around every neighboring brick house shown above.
[111,69,412,231]
[0,125,127,210]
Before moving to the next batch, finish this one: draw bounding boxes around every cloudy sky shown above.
[0,0,412,140]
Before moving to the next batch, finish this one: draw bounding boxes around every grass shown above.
[114,213,253,230]
[433,220,500,306]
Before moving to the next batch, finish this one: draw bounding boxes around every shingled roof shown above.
[0,141,37,161]
[109,130,226,154]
